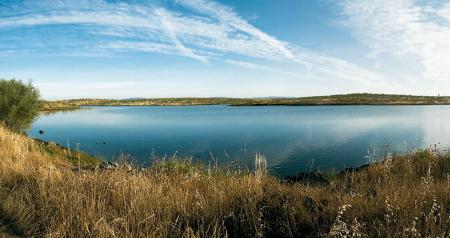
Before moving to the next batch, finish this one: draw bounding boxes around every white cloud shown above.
[437,3,450,21]
[0,0,388,89]
[341,0,450,81]
[0,0,295,62]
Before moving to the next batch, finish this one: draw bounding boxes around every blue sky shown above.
[1,0,450,99]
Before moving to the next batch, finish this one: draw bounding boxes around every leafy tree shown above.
[0,79,40,132]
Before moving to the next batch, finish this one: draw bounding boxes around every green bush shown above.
[0,79,40,132]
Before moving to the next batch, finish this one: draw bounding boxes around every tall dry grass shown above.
[1,125,450,237]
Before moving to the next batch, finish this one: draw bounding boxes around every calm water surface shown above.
[29,105,450,177]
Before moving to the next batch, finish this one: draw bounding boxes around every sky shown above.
[1,0,450,99]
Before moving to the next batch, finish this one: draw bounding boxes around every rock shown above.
[283,171,330,186]
[94,162,138,172]
[97,161,119,170]
[38,130,44,134]
[72,161,138,173]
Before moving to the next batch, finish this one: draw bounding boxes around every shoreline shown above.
[39,93,450,111]
[38,103,450,114]
[30,135,380,181]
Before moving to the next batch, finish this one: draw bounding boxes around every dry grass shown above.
[1,125,450,237]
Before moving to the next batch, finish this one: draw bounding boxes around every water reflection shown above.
[29,105,450,177]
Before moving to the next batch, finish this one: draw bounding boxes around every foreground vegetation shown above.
[40,93,450,111]
[1,126,450,237]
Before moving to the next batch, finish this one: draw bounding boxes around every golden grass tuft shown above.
[1,125,450,237]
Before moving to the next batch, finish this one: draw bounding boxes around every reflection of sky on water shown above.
[29,105,450,177]
[420,106,450,148]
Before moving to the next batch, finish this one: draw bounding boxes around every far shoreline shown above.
[40,93,450,111]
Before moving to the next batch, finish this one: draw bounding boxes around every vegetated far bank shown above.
[39,93,450,111]
[39,100,82,112]
[1,125,450,237]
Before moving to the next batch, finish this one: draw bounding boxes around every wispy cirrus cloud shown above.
[0,0,295,62]
[0,0,388,88]
[175,0,295,60]
[340,0,450,81]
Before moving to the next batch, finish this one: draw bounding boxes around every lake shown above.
[29,105,450,177]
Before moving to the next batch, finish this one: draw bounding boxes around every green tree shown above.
[0,79,40,132]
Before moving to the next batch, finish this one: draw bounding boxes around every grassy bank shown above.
[32,137,101,166]
[235,93,450,106]
[39,93,450,111]
[1,126,450,237]
[39,100,81,112]
[39,98,247,111]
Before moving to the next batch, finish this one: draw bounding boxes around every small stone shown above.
[98,161,119,170]
[38,130,44,134]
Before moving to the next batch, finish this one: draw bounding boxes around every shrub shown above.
[0,79,40,132]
